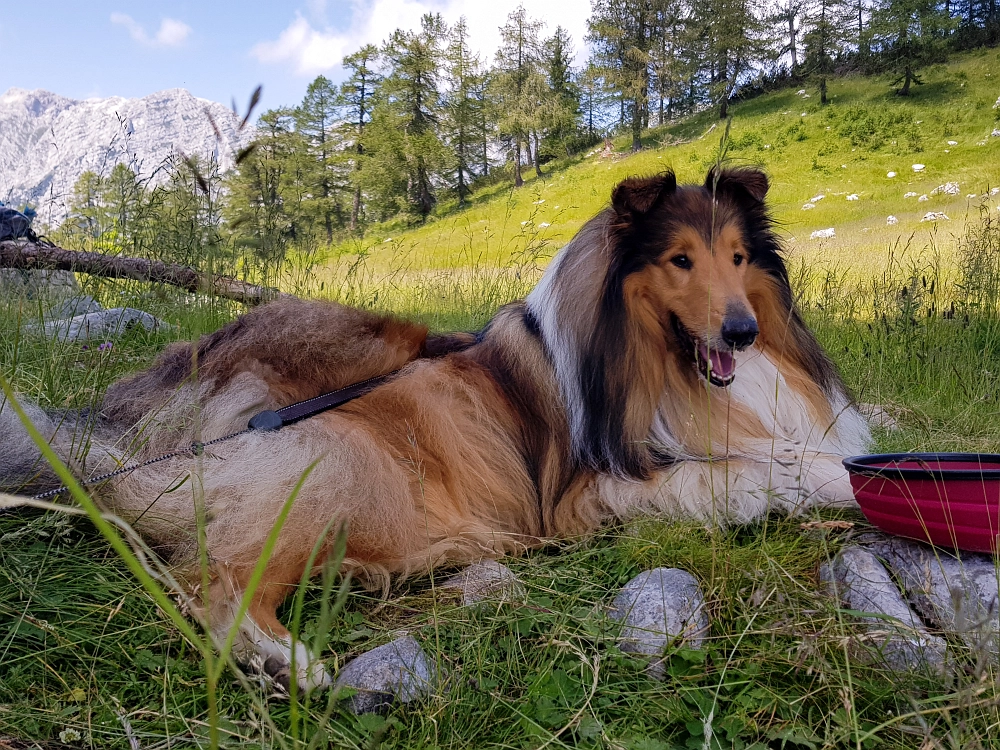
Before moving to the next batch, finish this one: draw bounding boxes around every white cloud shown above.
[111,13,192,48]
[251,0,591,77]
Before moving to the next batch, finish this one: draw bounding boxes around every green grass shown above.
[3,53,1000,749]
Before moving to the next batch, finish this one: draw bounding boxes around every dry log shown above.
[0,240,291,306]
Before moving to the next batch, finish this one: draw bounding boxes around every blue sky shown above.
[0,0,591,111]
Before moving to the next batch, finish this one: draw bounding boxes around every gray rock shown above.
[334,635,436,714]
[820,546,947,672]
[869,537,998,654]
[0,268,79,297]
[27,307,170,342]
[45,294,102,319]
[610,568,709,679]
[441,561,526,606]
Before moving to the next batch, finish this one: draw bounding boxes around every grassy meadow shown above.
[3,48,1000,749]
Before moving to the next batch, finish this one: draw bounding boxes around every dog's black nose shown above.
[721,314,759,350]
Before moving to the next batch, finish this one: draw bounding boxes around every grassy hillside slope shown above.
[332,47,1000,279]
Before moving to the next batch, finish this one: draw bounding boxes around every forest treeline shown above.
[61,0,999,264]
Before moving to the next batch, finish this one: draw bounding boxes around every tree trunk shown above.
[532,131,542,177]
[789,15,798,67]
[719,92,729,120]
[820,76,828,104]
[513,141,524,188]
[0,241,288,305]
[457,133,467,206]
[900,64,912,95]
[350,185,361,232]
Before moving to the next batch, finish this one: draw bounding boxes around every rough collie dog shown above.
[0,167,870,690]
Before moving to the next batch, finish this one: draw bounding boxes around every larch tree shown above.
[589,0,656,151]
[296,75,344,242]
[866,0,957,95]
[339,44,380,232]
[379,14,447,220]
[443,17,485,206]
[802,0,853,103]
[493,5,547,187]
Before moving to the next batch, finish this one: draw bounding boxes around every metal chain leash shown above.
[31,428,252,501]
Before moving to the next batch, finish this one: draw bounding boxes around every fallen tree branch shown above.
[0,240,292,306]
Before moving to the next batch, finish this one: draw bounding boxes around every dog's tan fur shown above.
[2,168,870,689]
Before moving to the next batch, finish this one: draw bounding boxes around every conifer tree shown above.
[589,0,654,150]
[296,75,344,241]
[339,45,380,231]
[541,26,582,158]
[377,14,447,219]
[802,0,852,102]
[443,17,485,206]
[867,0,957,95]
[493,5,547,186]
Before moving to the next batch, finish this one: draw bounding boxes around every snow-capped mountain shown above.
[0,87,251,227]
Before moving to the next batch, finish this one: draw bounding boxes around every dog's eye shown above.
[734,253,744,266]
[671,255,692,270]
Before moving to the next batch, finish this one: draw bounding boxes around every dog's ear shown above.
[705,167,769,205]
[612,171,677,217]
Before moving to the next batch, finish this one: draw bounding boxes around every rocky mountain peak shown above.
[0,87,252,227]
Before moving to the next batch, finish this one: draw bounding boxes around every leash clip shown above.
[248,410,283,432]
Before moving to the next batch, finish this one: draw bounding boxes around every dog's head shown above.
[608,167,777,388]
[529,166,802,479]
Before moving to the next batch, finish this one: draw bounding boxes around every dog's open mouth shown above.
[695,341,736,387]
[672,316,736,387]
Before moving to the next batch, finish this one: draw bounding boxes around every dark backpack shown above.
[0,207,39,243]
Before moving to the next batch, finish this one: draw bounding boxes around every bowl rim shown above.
[843,452,1000,480]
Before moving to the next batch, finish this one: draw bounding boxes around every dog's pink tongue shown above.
[698,342,736,380]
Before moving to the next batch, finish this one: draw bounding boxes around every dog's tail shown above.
[0,395,112,497]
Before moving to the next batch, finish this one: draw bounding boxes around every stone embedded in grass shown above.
[847,194,859,201]
[918,194,929,202]
[810,228,835,239]
[801,203,815,210]
[334,635,437,715]
[947,140,958,146]
[904,192,918,198]
[867,537,998,655]
[930,182,960,196]
[0,268,79,297]
[992,129,1000,138]
[820,547,947,673]
[610,568,709,680]
[441,560,526,606]
[858,402,901,429]
[921,212,950,222]
[912,163,926,172]
[886,215,899,226]
[887,171,897,178]
[809,194,825,202]
[46,294,102,320]
[991,187,1000,196]
[26,307,172,342]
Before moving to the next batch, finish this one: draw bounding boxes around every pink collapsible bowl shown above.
[843,453,1000,554]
